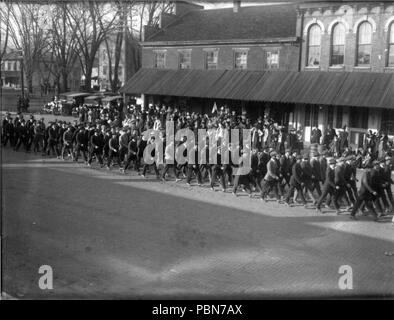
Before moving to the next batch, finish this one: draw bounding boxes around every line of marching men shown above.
[2,112,394,223]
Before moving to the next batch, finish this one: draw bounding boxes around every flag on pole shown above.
[212,102,217,114]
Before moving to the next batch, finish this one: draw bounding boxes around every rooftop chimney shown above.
[233,0,241,13]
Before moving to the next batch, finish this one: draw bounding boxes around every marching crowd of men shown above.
[2,108,394,223]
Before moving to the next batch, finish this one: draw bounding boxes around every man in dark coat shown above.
[122,130,139,174]
[107,133,121,169]
[316,158,340,213]
[284,155,307,206]
[349,164,379,221]
[61,126,74,159]
[261,152,280,202]
[88,130,104,166]
[75,126,88,163]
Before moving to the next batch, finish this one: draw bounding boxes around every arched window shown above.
[307,24,321,66]
[356,21,372,66]
[330,23,346,66]
[388,22,394,67]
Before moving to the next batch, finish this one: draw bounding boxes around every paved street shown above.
[2,147,394,299]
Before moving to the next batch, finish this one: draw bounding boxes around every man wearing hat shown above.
[349,163,380,221]
[122,129,140,174]
[332,157,351,212]
[88,129,104,167]
[260,151,280,202]
[310,153,322,197]
[249,149,262,193]
[102,129,112,162]
[284,154,307,206]
[2,113,14,148]
[279,149,292,191]
[301,154,318,204]
[57,122,67,156]
[14,119,28,151]
[118,128,130,166]
[46,122,60,158]
[375,159,391,212]
[141,135,160,179]
[370,160,388,214]
[209,145,226,192]
[107,132,121,169]
[382,156,394,211]
[319,150,328,184]
[344,155,358,206]
[316,158,340,213]
[32,119,45,154]
[61,125,73,160]
[75,126,88,163]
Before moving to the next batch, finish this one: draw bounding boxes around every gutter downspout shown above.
[298,7,304,72]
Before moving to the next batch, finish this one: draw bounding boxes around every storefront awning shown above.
[120,68,394,109]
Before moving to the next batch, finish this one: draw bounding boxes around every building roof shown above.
[2,51,22,61]
[121,68,394,109]
[146,4,298,43]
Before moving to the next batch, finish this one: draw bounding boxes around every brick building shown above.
[294,1,394,146]
[122,1,301,122]
[121,1,394,148]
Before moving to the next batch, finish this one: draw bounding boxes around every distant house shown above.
[1,51,22,89]
[1,49,82,95]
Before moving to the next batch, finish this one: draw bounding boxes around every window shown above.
[118,66,122,77]
[356,21,372,66]
[179,50,191,69]
[331,23,345,66]
[102,66,108,76]
[7,61,12,71]
[154,51,166,69]
[13,61,17,71]
[102,49,107,61]
[266,50,279,69]
[205,50,218,70]
[234,50,248,70]
[307,24,321,67]
[388,23,394,67]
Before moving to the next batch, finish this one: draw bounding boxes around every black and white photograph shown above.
[1,0,394,302]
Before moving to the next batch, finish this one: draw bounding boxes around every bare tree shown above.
[0,1,11,62]
[8,2,51,94]
[66,1,118,91]
[47,2,79,93]
[133,0,175,41]
[101,1,131,93]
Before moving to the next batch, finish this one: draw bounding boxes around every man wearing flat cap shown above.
[370,160,389,214]
[260,152,281,202]
[382,156,394,211]
[316,158,340,213]
[301,154,318,204]
[349,162,380,221]
[284,154,307,206]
